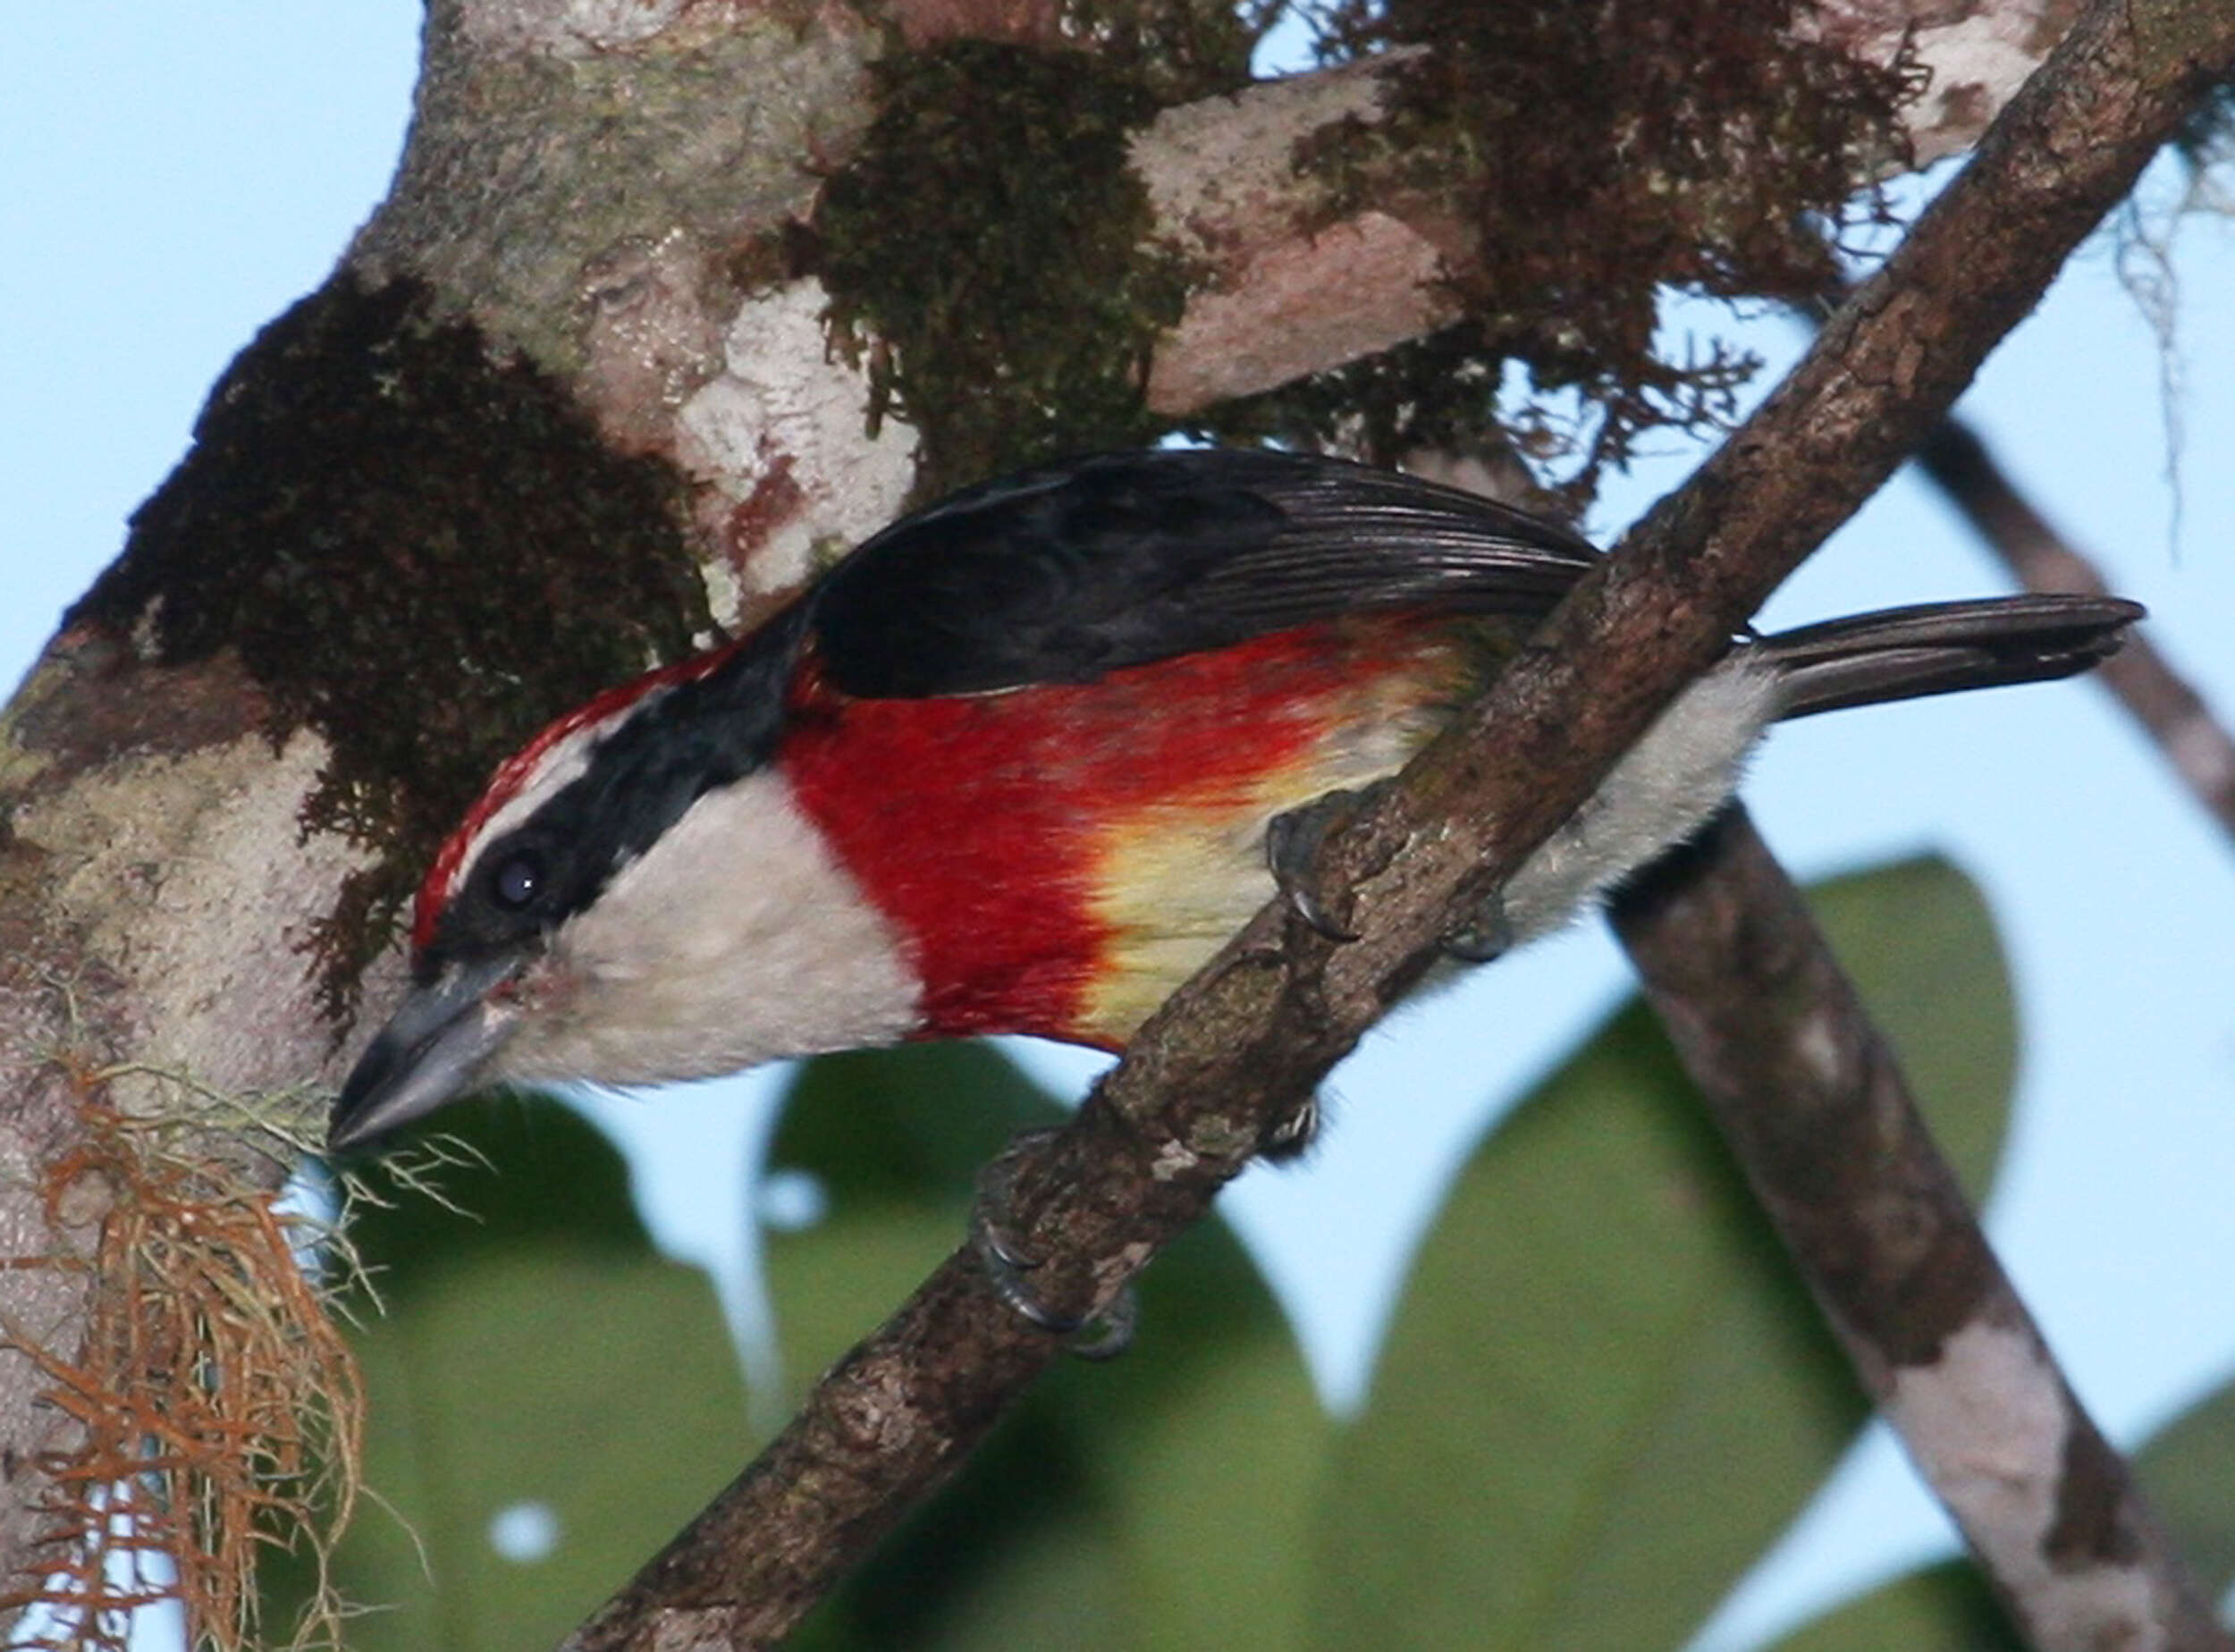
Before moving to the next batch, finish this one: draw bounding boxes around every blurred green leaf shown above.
[1308,855,2016,1651]
[767,1043,1328,1651]
[1800,856,2017,1200]
[763,1042,1066,1389]
[1769,1561,2020,1652]
[2135,1370,2235,1597]
[272,1096,755,1651]
[282,856,2020,1651]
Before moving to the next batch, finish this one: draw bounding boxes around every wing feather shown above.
[808,450,1598,697]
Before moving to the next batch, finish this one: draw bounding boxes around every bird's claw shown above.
[971,1128,1137,1360]
[1267,787,1387,941]
[1440,892,1515,963]
[1254,1090,1322,1162]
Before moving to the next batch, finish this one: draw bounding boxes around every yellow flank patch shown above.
[1074,702,1431,1045]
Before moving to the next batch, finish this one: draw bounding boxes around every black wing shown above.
[807,449,1601,697]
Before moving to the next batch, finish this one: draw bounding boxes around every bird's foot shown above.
[1440,891,1515,963]
[1254,1090,1323,1162]
[1267,783,1393,941]
[971,1128,1136,1360]
[1273,784,1515,963]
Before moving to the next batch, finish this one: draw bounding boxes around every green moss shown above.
[1251,0,1917,494]
[71,275,712,1021]
[813,38,1214,498]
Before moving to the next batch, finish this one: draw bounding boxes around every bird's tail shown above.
[1758,594,2143,720]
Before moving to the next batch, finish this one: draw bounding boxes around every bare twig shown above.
[1919,418,2235,840]
[1612,809,2231,1650]
[564,0,2235,1644]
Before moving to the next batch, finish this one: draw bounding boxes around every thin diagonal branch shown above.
[1612,809,2230,1650]
[1919,418,2235,840]
[564,0,2235,1644]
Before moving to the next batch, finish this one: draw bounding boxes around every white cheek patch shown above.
[491,770,923,1088]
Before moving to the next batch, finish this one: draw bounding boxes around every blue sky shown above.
[7,10,2234,1648]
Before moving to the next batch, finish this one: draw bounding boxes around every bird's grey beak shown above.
[328,955,526,1154]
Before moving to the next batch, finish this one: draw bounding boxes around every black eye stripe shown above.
[418,610,807,981]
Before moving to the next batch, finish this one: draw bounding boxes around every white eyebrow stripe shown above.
[449,701,637,884]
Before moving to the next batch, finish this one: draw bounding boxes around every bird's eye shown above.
[490,849,545,911]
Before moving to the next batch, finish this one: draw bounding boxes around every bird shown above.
[328,447,2139,1155]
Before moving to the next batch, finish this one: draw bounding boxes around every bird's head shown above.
[327,616,922,1153]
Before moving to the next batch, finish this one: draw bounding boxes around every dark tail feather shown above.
[1759,595,2144,720]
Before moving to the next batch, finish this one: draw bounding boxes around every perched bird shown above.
[329,448,2138,1153]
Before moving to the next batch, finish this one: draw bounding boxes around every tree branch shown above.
[565,0,2235,1645]
[1611,809,2231,1650]
[396,0,2087,611]
[1128,0,2070,417]
[1919,418,2235,842]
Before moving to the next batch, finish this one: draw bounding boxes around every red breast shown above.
[780,615,1479,1047]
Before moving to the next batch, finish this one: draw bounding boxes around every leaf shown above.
[2133,1366,2235,1597]
[765,1043,1329,1651]
[1799,856,2017,1199]
[268,1096,755,1652]
[1767,1561,2021,1652]
[1309,855,2017,1651]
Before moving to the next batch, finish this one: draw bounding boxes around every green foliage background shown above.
[283,858,2235,1649]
